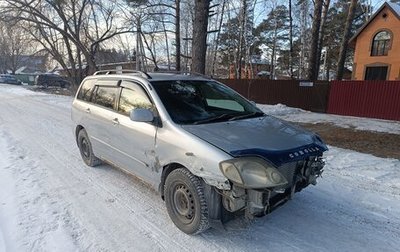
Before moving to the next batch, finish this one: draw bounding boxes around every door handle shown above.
[85,108,91,114]
[112,118,119,125]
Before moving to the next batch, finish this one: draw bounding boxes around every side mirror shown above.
[129,108,154,122]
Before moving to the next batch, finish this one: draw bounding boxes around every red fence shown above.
[218,79,330,113]
[218,79,400,121]
[327,81,400,121]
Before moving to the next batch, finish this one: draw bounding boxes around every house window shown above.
[364,66,388,80]
[371,31,391,56]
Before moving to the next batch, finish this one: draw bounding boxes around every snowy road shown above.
[1,85,400,252]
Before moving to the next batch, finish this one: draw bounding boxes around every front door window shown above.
[118,85,153,116]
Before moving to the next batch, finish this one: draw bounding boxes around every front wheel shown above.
[164,168,210,235]
[77,129,101,167]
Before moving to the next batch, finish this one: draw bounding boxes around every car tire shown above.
[77,129,101,167]
[164,168,210,235]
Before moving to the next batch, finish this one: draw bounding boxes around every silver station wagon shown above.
[72,70,327,234]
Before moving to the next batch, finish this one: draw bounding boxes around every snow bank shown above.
[0,84,46,96]
[259,103,400,134]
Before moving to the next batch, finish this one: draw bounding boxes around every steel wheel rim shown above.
[172,184,195,224]
[81,138,90,158]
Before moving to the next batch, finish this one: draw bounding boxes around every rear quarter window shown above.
[77,79,96,102]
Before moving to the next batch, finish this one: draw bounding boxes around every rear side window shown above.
[93,86,118,109]
[77,79,96,102]
[118,83,153,116]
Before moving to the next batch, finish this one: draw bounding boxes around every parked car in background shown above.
[0,74,22,85]
[35,74,70,88]
[72,70,328,235]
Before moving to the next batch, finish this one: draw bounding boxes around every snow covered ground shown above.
[0,85,399,252]
[258,104,400,134]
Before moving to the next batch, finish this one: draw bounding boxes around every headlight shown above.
[219,157,288,189]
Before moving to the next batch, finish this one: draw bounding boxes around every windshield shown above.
[151,80,264,124]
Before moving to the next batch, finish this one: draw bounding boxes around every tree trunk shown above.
[288,0,294,78]
[141,31,159,70]
[336,0,357,80]
[175,0,181,71]
[212,0,226,77]
[161,19,171,70]
[326,47,331,80]
[136,17,141,71]
[307,0,323,80]
[271,11,278,80]
[316,0,330,77]
[271,30,277,80]
[191,0,211,74]
[299,0,309,79]
[236,0,247,79]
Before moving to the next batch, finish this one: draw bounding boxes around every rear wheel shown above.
[164,168,210,234]
[77,129,101,167]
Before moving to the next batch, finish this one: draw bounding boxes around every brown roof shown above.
[349,2,400,44]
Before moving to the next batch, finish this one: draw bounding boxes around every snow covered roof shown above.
[250,58,269,65]
[388,1,400,16]
[350,2,400,43]
[257,70,270,76]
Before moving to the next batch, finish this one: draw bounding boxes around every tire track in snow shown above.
[0,103,183,251]
[0,89,224,251]
[2,86,400,252]
[0,129,79,252]
[7,98,195,251]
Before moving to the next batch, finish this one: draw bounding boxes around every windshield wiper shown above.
[228,111,265,121]
[193,113,235,125]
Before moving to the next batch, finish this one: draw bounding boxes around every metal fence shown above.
[218,79,330,113]
[327,80,400,121]
[218,79,400,121]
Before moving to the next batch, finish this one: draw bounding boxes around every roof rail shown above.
[151,70,213,79]
[93,70,152,79]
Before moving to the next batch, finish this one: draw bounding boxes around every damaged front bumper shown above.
[220,156,325,218]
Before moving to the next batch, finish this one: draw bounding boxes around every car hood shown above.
[181,116,328,166]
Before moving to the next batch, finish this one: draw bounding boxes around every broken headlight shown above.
[219,157,288,189]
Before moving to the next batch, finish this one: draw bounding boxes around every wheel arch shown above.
[161,165,225,226]
[159,162,185,200]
